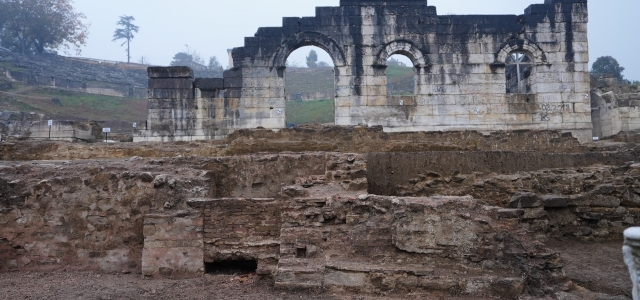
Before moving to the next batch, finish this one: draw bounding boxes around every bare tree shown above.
[138,56,150,65]
[112,15,139,63]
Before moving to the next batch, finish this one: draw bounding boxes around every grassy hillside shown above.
[284,65,414,124]
[0,78,147,130]
[286,99,335,125]
[285,67,335,95]
[386,65,414,95]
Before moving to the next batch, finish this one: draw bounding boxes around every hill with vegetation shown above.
[284,64,414,124]
[0,75,146,133]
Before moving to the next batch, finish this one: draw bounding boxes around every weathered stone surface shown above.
[324,269,366,287]
[139,172,154,183]
[148,67,193,79]
[510,192,542,208]
[587,195,621,208]
[194,78,224,91]
[523,207,547,219]
[393,197,480,254]
[136,0,592,143]
[491,278,526,299]
[542,194,570,208]
[142,212,204,279]
[4,138,640,298]
[496,208,525,219]
[622,190,640,207]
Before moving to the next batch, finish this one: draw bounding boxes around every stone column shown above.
[624,227,640,300]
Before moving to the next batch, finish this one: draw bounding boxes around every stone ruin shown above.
[8,0,640,298]
[2,127,640,297]
[135,0,592,143]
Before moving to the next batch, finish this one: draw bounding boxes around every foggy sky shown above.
[73,0,640,81]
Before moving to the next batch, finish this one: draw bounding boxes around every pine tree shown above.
[112,15,139,63]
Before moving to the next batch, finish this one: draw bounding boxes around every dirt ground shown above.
[547,240,632,299]
[0,240,632,300]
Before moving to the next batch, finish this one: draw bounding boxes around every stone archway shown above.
[374,40,428,67]
[272,32,347,68]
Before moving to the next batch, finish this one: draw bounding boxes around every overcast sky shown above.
[73,0,640,81]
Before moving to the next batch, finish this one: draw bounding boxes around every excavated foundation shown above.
[0,128,637,298]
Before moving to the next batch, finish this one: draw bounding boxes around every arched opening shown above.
[506,51,533,94]
[284,46,336,126]
[386,54,416,96]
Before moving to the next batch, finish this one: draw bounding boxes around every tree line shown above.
[0,0,89,55]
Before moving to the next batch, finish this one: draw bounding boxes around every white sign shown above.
[47,120,53,126]
[133,122,137,128]
[102,128,111,133]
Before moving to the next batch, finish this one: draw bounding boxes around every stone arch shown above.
[374,40,428,67]
[272,32,347,68]
[496,38,547,65]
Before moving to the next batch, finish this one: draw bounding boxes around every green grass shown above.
[286,99,335,125]
[285,67,335,95]
[0,84,147,125]
[285,65,415,98]
[0,62,28,72]
[386,65,414,96]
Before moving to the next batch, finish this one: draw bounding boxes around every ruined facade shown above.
[135,0,592,143]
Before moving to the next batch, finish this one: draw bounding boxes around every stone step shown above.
[274,259,325,288]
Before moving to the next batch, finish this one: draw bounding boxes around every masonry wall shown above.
[138,0,592,143]
[591,91,640,139]
[0,117,96,142]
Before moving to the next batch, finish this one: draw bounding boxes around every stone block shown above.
[224,78,243,89]
[542,194,570,208]
[194,78,224,91]
[324,269,366,287]
[587,195,621,208]
[148,67,193,79]
[496,208,525,219]
[148,88,194,100]
[509,192,542,208]
[149,78,193,89]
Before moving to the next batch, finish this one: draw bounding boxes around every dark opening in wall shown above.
[205,260,258,275]
[296,247,307,258]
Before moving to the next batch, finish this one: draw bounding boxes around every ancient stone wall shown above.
[591,91,640,139]
[0,114,96,142]
[368,152,640,241]
[137,0,592,143]
[0,153,356,274]
[141,195,566,297]
[3,141,640,297]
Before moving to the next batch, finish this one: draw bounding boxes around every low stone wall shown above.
[367,151,638,196]
[0,118,95,142]
[0,153,356,273]
[139,196,565,297]
[0,161,211,273]
[368,152,640,242]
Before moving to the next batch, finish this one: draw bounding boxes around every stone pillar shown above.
[135,67,196,142]
[624,227,640,300]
